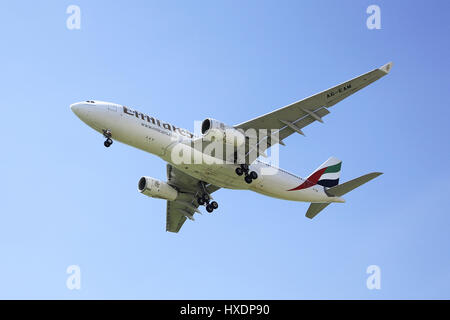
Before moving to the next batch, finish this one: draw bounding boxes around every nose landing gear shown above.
[104,138,113,148]
[102,129,113,148]
[235,164,258,184]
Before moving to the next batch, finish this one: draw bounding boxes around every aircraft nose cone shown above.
[70,102,89,120]
[70,103,80,114]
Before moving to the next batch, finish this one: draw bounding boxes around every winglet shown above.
[379,62,393,74]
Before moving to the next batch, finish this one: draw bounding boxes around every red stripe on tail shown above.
[287,168,327,191]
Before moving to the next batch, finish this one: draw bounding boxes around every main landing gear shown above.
[103,129,113,148]
[235,164,258,184]
[197,182,219,213]
[197,193,219,213]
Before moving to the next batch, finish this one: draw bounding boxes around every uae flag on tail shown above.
[316,160,342,187]
[287,157,342,191]
[307,157,342,188]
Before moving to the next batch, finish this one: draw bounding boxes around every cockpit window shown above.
[85,100,95,103]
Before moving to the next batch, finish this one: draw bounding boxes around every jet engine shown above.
[138,177,178,201]
[201,118,246,147]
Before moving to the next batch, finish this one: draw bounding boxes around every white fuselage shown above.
[71,101,344,204]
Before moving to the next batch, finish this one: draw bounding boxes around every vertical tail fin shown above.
[307,157,342,188]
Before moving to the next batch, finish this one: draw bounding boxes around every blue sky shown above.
[0,0,449,299]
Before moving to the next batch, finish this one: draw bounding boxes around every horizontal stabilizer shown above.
[305,172,383,219]
[306,203,331,219]
[326,172,383,197]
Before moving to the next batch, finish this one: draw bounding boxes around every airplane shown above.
[71,62,392,233]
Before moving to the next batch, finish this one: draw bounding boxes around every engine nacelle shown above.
[138,177,178,201]
[201,118,246,147]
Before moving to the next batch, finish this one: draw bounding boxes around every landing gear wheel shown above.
[197,197,205,205]
[250,171,258,180]
[202,194,210,203]
[206,204,214,213]
[211,201,218,210]
[235,167,244,176]
[104,138,113,148]
[244,175,253,184]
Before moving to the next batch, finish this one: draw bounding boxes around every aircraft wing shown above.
[234,62,393,152]
[165,164,220,233]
